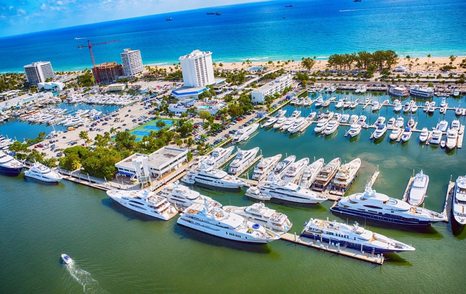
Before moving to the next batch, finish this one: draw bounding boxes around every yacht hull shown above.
[0,166,22,176]
[108,197,175,221]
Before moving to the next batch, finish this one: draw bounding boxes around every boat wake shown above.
[65,263,107,294]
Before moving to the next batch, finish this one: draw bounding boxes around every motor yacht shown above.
[407,118,416,128]
[403,101,411,113]
[301,218,415,254]
[436,120,448,132]
[401,127,412,142]
[371,101,381,112]
[388,86,409,97]
[313,120,327,133]
[255,181,327,204]
[312,158,341,192]
[346,123,362,138]
[323,120,339,135]
[282,157,309,183]
[446,128,458,150]
[61,254,73,265]
[299,158,325,188]
[159,183,220,210]
[358,115,367,125]
[199,146,234,170]
[419,128,429,143]
[393,100,402,112]
[268,155,296,181]
[24,162,62,183]
[395,117,404,128]
[224,203,292,233]
[374,116,386,127]
[251,154,282,181]
[331,187,446,226]
[407,171,429,206]
[228,147,260,175]
[232,123,259,142]
[106,189,178,220]
[409,85,434,98]
[387,117,396,129]
[330,158,361,195]
[389,127,402,141]
[429,130,443,145]
[177,201,279,243]
[182,167,244,190]
[372,124,387,140]
[452,176,466,225]
[0,151,23,176]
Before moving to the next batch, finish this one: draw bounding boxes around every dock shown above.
[441,181,455,222]
[366,168,380,189]
[457,125,464,148]
[401,176,415,203]
[280,233,385,265]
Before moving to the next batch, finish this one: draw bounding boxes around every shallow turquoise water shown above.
[1,94,466,293]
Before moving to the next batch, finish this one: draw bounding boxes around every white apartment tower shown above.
[121,48,143,77]
[24,61,55,85]
[179,50,215,88]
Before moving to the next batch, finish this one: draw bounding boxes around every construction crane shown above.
[76,38,120,67]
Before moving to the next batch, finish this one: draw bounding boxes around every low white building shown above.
[251,74,292,104]
[115,146,188,180]
[106,83,126,92]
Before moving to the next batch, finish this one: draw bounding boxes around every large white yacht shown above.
[407,171,429,206]
[228,147,260,175]
[452,176,466,225]
[223,203,292,233]
[232,123,259,142]
[177,201,279,243]
[198,146,235,170]
[388,86,409,97]
[267,155,295,181]
[251,154,282,181]
[299,158,325,188]
[331,187,446,226]
[281,157,309,183]
[429,129,443,145]
[159,183,220,210]
[446,129,458,150]
[409,85,434,98]
[300,218,415,254]
[182,167,244,190]
[254,181,327,204]
[0,151,23,176]
[106,189,178,220]
[323,120,339,135]
[313,119,328,133]
[330,158,361,195]
[24,162,62,184]
[312,158,341,192]
[346,123,362,138]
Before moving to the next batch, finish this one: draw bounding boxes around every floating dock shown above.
[280,233,385,265]
[457,125,464,148]
[441,181,455,222]
[401,176,415,203]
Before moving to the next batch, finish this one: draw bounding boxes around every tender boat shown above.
[299,158,325,188]
[301,218,415,254]
[61,254,73,265]
[0,151,24,176]
[331,187,446,226]
[407,171,429,206]
[177,201,279,243]
[24,162,62,183]
[223,203,293,233]
[312,157,341,192]
[452,176,466,225]
[228,147,260,175]
[106,189,178,220]
[330,158,361,195]
[252,154,282,181]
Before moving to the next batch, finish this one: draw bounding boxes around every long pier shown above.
[401,176,415,203]
[441,181,455,222]
[280,233,385,265]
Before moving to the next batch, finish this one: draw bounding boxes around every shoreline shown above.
[1,54,465,74]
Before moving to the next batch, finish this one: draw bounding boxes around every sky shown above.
[0,0,267,37]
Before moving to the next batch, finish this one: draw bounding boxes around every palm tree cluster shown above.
[327,50,398,72]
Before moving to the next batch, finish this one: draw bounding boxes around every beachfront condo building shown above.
[24,61,55,85]
[92,62,124,84]
[121,48,144,77]
[251,74,293,103]
[179,50,215,88]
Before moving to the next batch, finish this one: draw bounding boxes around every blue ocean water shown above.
[0,0,465,73]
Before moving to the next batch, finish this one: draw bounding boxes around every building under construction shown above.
[92,62,123,84]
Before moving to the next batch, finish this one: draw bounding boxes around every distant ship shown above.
[166,17,173,21]
[206,12,222,15]
[284,4,293,8]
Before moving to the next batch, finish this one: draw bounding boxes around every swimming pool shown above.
[131,119,174,141]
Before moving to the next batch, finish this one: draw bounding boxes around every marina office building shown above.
[24,61,55,85]
[115,146,188,182]
[121,48,144,77]
[251,74,292,103]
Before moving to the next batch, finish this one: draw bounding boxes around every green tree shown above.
[301,57,316,71]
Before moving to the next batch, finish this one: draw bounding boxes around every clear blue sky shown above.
[0,0,267,37]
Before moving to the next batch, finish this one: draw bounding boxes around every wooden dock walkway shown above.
[401,176,415,203]
[441,181,455,222]
[366,169,380,189]
[280,233,385,265]
[457,125,464,148]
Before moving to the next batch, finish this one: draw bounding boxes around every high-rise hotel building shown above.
[24,61,55,85]
[179,50,215,88]
[121,48,143,77]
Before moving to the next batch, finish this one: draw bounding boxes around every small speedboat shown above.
[61,253,73,265]
[440,140,446,148]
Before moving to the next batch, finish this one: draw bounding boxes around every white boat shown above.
[419,128,429,143]
[177,201,279,243]
[349,114,359,124]
[395,117,404,128]
[106,189,178,220]
[159,183,220,210]
[409,85,434,98]
[387,117,395,129]
[452,89,460,97]
[346,123,362,138]
[199,146,234,170]
[371,101,381,112]
[228,147,260,175]
[374,116,386,127]
[287,117,305,133]
[282,157,309,183]
[0,151,24,176]
[335,99,344,109]
[223,203,293,233]
[450,120,461,131]
[255,181,327,204]
[299,158,325,188]
[403,101,411,113]
[427,101,436,113]
[331,187,446,226]
[411,103,418,113]
[429,130,443,145]
[446,128,458,150]
[314,96,324,107]
[455,107,463,116]
[401,127,412,142]
[407,171,429,206]
[323,120,339,135]
[182,168,244,190]
[245,185,271,201]
[440,97,447,108]
[268,155,295,181]
[436,120,448,132]
[232,123,259,142]
[393,100,402,112]
[301,218,415,254]
[251,154,282,181]
[372,124,387,140]
[452,176,466,225]
[61,254,73,265]
[262,116,277,128]
[389,127,402,141]
[312,158,341,192]
[330,158,361,195]
[358,115,367,125]
[24,162,62,183]
[339,114,350,124]
[314,120,327,133]
[280,116,297,131]
[407,118,416,128]
[349,99,359,109]
[388,86,409,97]
[273,116,287,129]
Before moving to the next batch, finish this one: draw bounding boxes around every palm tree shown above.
[301,57,316,71]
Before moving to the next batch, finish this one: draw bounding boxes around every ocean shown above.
[0,0,465,73]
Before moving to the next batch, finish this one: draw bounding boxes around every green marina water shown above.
[1,94,466,293]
